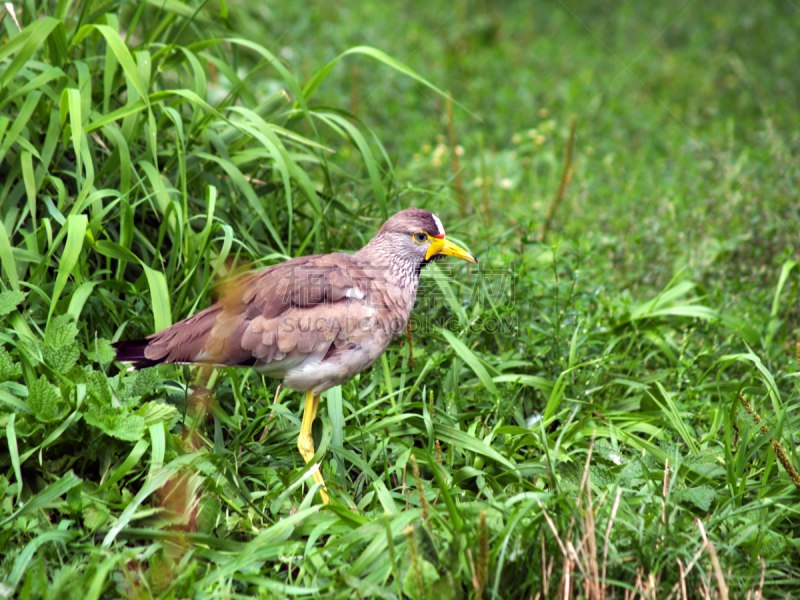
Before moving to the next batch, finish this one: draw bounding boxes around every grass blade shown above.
[437,327,498,395]
[46,214,87,340]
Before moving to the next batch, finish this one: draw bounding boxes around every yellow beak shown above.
[425,236,478,263]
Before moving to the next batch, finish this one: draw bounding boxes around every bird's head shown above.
[367,208,477,269]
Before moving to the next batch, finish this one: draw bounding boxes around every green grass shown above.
[1,0,799,598]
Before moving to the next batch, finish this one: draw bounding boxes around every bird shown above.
[112,208,477,504]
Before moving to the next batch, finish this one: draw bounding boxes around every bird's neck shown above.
[386,254,421,294]
[355,244,420,286]
[355,244,423,321]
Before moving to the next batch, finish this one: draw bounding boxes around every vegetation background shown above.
[1,0,799,597]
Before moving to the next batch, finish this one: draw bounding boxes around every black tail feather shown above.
[111,338,162,369]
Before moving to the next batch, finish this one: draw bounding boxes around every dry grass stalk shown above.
[558,531,586,597]
[564,435,594,565]
[541,532,549,595]
[677,559,688,600]
[571,436,605,599]
[446,94,467,217]
[467,549,478,598]
[646,572,658,598]
[540,115,577,242]
[536,498,574,599]
[478,134,491,225]
[665,535,709,600]
[658,458,670,548]
[579,483,600,598]
[697,518,729,600]
[632,567,643,600]
[537,499,568,558]
[405,321,415,368]
[0,3,23,31]
[697,573,711,600]
[563,547,573,600]
[600,488,622,598]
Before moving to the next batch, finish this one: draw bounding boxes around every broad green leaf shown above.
[84,338,116,365]
[47,314,78,347]
[136,402,177,427]
[124,367,158,400]
[678,485,718,511]
[43,315,80,372]
[43,341,80,373]
[86,369,112,406]
[0,290,26,316]
[0,349,22,382]
[84,405,146,441]
[28,376,68,423]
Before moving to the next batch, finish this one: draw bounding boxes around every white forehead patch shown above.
[431,213,445,236]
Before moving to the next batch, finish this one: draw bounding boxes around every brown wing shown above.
[137,253,381,370]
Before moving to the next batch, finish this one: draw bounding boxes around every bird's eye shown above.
[413,232,428,243]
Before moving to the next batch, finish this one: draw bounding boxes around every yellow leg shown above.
[297,390,329,504]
